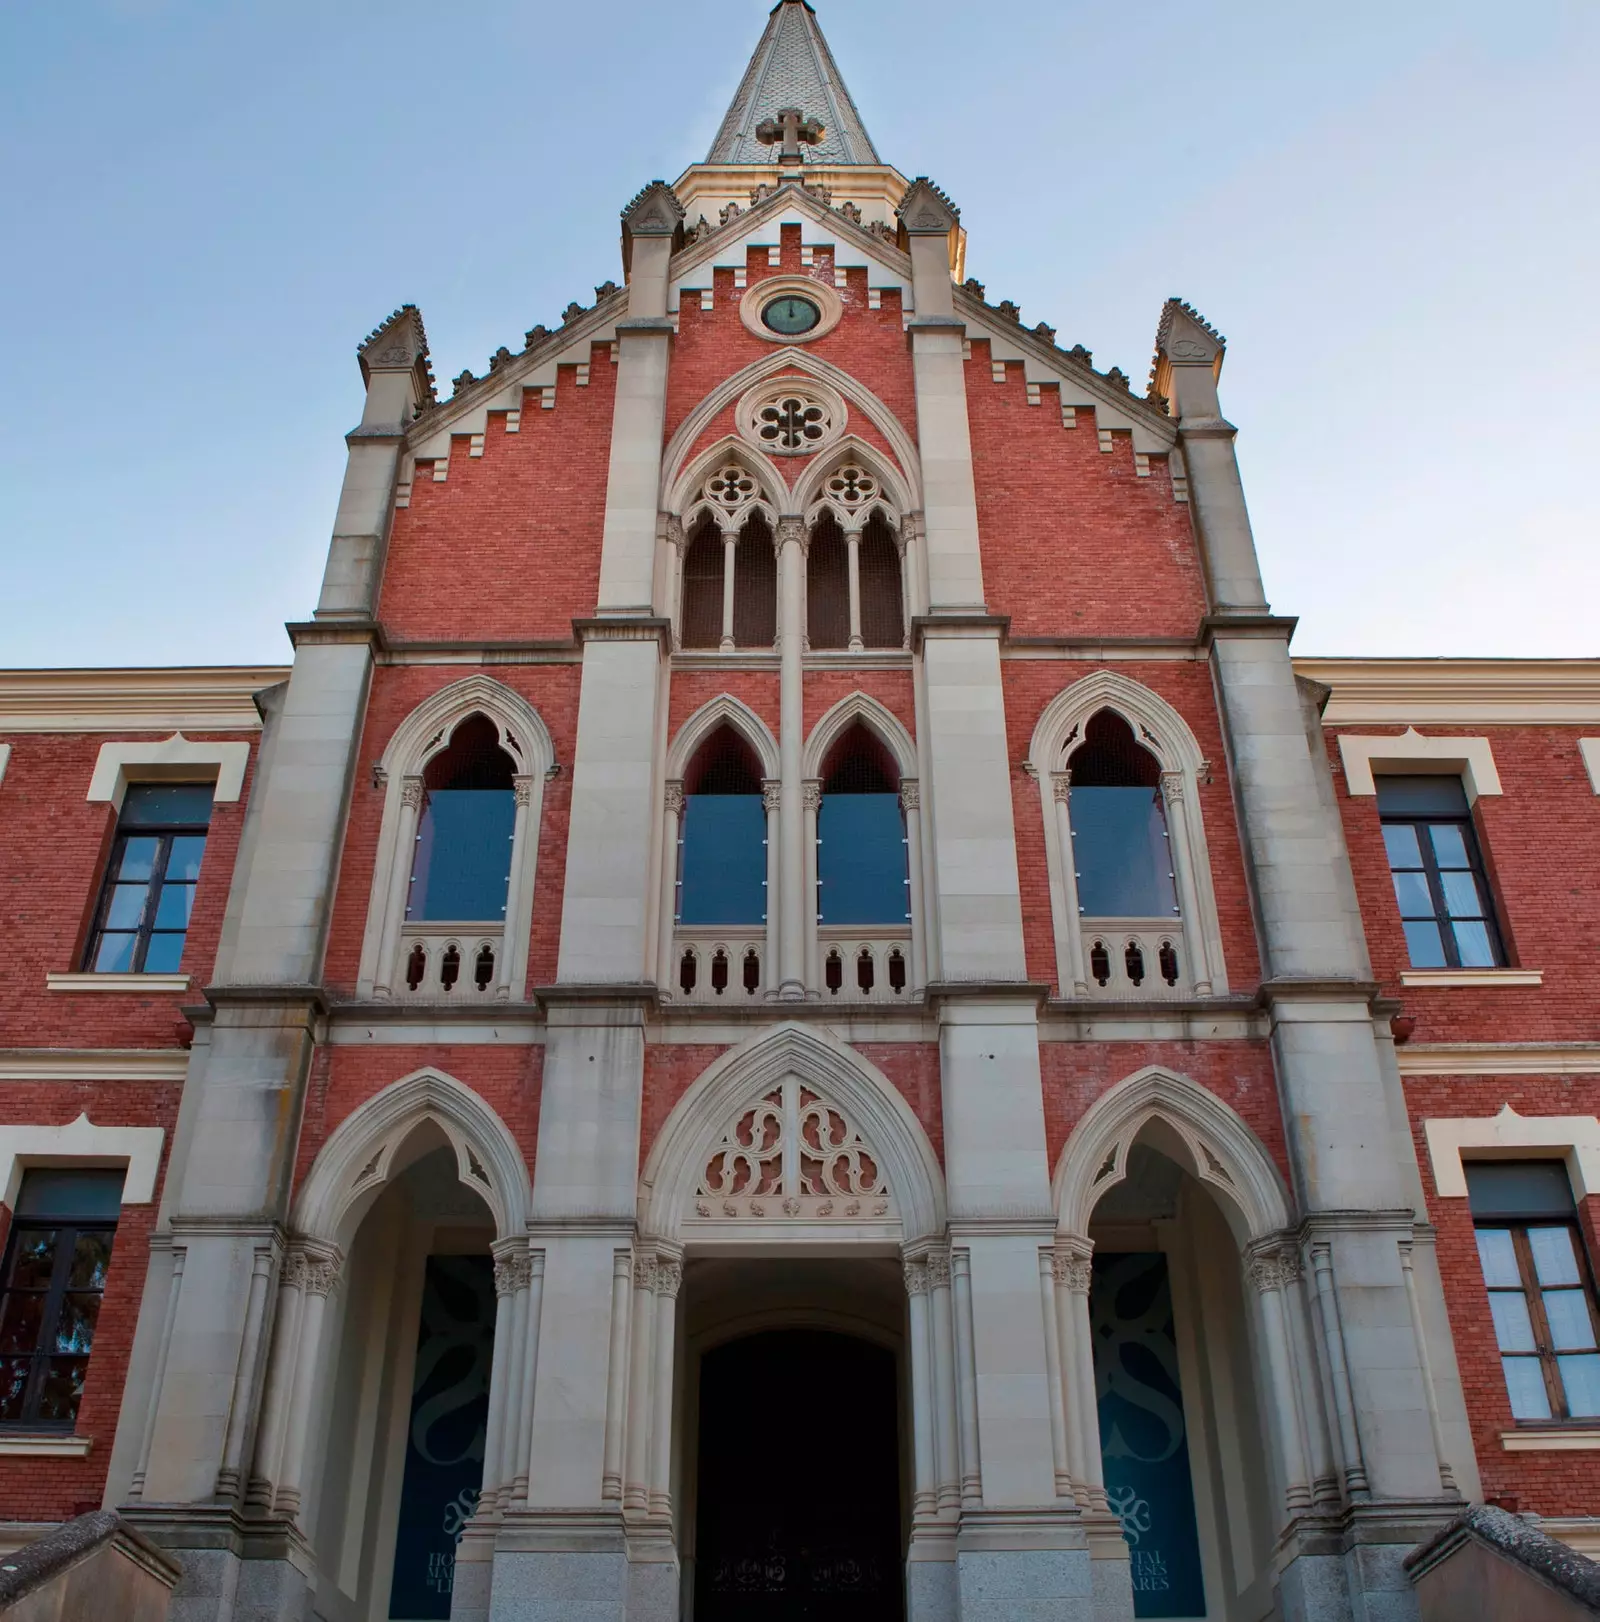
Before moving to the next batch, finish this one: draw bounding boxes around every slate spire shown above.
[707,1,880,166]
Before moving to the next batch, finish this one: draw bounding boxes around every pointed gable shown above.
[708,0,880,166]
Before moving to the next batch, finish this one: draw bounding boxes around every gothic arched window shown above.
[858,509,904,649]
[732,513,777,648]
[1068,710,1178,919]
[406,714,517,922]
[817,725,907,925]
[680,516,724,650]
[677,726,767,925]
[807,511,850,650]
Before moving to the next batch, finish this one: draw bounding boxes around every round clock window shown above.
[761,294,821,336]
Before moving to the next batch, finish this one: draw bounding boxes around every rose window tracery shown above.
[703,464,759,519]
[693,1077,892,1222]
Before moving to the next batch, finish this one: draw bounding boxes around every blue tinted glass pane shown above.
[1543,1291,1596,1351]
[1381,824,1422,868]
[1391,871,1432,918]
[154,883,195,928]
[1428,822,1470,869]
[1070,787,1178,917]
[142,933,186,973]
[16,1169,124,1218]
[1402,920,1446,967]
[408,791,515,921]
[1503,1356,1552,1419]
[1452,920,1496,968]
[166,835,207,882]
[120,784,214,827]
[1488,1291,1536,1352]
[1440,870,1483,919]
[1476,1229,1521,1287]
[116,837,159,882]
[105,884,149,929]
[1529,1226,1582,1286]
[1559,1354,1600,1416]
[677,796,766,925]
[818,795,906,925]
[93,933,137,973]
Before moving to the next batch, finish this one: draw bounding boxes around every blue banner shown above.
[388,1255,495,1620]
[1091,1252,1207,1619]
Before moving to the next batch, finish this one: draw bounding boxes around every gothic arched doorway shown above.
[694,1328,904,1621]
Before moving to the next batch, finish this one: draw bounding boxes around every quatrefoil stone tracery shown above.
[825,464,878,510]
[758,395,828,452]
[704,464,758,517]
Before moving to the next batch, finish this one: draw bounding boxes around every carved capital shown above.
[903,1259,929,1296]
[802,780,823,812]
[654,1260,683,1299]
[1051,1253,1092,1293]
[513,775,535,808]
[664,781,686,816]
[400,775,426,810]
[285,1245,342,1297]
[898,779,920,812]
[925,1247,951,1290]
[776,516,807,551]
[1245,1241,1301,1293]
[632,1257,657,1292]
[1051,771,1072,802]
[663,514,685,550]
[761,780,782,813]
[1159,768,1185,804]
[494,1250,533,1297]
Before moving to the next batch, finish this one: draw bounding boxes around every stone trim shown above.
[0,667,281,732]
[0,1435,93,1458]
[1398,1043,1600,1076]
[1400,968,1542,988]
[86,734,251,808]
[0,1050,190,1082]
[1500,1428,1600,1451]
[1336,727,1502,800]
[0,1114,165,1207]
[45,973,191,994]
[1423,1104,1600,1198]
[738,274,844,345]
[1298,657,1600,725]
[0,743,9,787]
[1581,738,1600,793]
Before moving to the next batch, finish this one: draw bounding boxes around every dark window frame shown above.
[0,1210,118,1431]
[1476,1212,1600,1423]
[83,789,211,974]
[1377,780,1505,969]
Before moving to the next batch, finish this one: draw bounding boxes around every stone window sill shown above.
[1400,968,1543,989]
[0,1433,92,1458]
[1500,1426,1600,1452]
[46,972,191,994]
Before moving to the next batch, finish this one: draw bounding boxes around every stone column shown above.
[1159,768,1214,996]
[371,774,424,997]
[719,529,737,650]
[762,780,782,992]
[904,1255,938,1520]
[601,1248,634,1503]
[900,780,927,993]
[1246,1242,1314,1514]
[658,783,684,997]
[927,1247,960,1514]
[1038,1248,1073,1501]
[648,1255,681,1520]
[1158,300,1467,1603]
[950,1248,982,1510]
[624,1255,657,1516]
[846,529,864,651]
[775,516,807,998]
[1050,772,1090,997]
[273,1247,341,1519]
[802,780,821,992]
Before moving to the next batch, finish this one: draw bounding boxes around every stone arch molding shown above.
[292,1065,531,1249]
[639,1022,945,1244]
[804,690,917,781]
[660,350,922,514]
[1054,1064,1291,1242]
[357,674,555,1000]
[665,436,786,533]
[1026,669,1227,999]
[667,693,781,783]
[790,437,913,531]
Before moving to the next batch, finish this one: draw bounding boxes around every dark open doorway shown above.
[694,1328,904,1621]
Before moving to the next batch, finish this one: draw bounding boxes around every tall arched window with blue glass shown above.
[1067,710,1183,994]
[676,726,768,998]
[404,714,516,993]
[817,725,909,996]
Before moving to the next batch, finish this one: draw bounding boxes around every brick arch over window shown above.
[357,675,554,1001]
[638,1021,945,1245]
[1026,671,1227,1000]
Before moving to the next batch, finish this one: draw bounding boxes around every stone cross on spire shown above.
[755,106,825,166]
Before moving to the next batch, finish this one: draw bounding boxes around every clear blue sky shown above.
[2,0,1595,668]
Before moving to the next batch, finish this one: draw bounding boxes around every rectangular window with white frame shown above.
[83,783,213,973]
[1468,1160,1600,1423]
[0,1168,125,1428]
[1377,775,1505,969]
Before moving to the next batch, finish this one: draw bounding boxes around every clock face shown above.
[761,294,821,336]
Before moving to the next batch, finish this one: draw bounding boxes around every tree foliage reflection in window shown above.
[1068,710,1178,918]
[407,714,516,923]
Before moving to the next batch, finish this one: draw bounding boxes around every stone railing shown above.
[817,926,913,1003]
[671,929,768,1005]
[1079,920,1188,999]
[396,924,503,1000]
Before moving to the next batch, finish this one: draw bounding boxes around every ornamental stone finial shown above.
[896,177,960,235]
[357,304,436,405]
[620,180,685,237]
